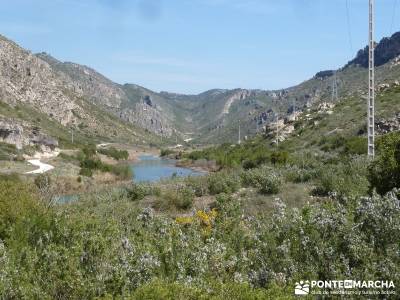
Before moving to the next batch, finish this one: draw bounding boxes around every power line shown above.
[345,0,354,55]
[390,0,398,34]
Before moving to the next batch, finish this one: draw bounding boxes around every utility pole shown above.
[368,0,375,157]
[276,113,279,147]
[238,119,241,145]
[71,128,74,144]
[293,98,297,121]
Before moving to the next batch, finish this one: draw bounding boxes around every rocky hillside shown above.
[0,34,162,151]
[1,30,400,150]
[346,32,400,68]
[37,53,175,137]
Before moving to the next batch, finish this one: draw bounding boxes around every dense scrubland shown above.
[1,128,399,299]
[1,86,400,299]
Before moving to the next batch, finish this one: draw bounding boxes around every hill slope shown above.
[1,31,400,152]
[0,34,162,154]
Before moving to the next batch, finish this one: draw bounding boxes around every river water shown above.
[57,154,204,203]
[131,154,204,183]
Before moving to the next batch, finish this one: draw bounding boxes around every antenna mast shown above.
[368,0,375,157]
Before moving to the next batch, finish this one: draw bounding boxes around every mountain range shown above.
[1,31,400,151]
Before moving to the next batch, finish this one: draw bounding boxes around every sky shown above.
[0,0,398,94]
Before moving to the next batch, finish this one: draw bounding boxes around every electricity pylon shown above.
[276,113,279,147]
[238,120,241,145]
[368,0,375,157]
[331,71,338,102]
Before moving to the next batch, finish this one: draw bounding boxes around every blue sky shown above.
[0,0,398,94]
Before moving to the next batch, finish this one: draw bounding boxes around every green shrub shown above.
[0,175,41,239]
[242,159,257,170]
[0,142,17,161]
[319,135,346,152]
[207,172,240,195]
[185,176,209,197]
[184,137,271,169]
[126,184,154,201]
[82,144,97,158]
[80,157,103,170]
[160,149,175,157]
[98,147,129,160]
[163,186,195,210]
[79,155,132,179]
[34,173,51,190]
[241,167,282,195]
[343,136,367,155]
[1,175,399,298]
[131,280,287,300]
[283,165,317,183]
[110,164,133,180]
[58,152,79,162]
[368,132,400,195]
[79,167,93,177]
[312,157,369,197]
[270,151,289,165]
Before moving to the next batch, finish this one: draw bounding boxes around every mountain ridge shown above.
[1,31,400,149]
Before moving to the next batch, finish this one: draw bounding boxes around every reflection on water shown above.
[131,154,204,183]
[55,154,204,203]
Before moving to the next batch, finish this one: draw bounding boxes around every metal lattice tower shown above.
[276,113,279,147]
[331,71,338,102]
[368,0,375,157]
[238,119,241,145]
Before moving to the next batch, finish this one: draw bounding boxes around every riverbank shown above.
[175,158,219,173]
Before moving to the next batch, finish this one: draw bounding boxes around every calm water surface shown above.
[131,154,204,183]
[56,154,203,203]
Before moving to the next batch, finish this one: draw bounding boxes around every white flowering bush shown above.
[283,165,318,183]
[0,173,399,298]
[241,166,282,195]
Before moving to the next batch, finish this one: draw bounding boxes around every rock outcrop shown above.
[119,98,173,136]
[0,117,58,150]
[376,113,400,134]
[0,35,80,126]
[346,32,400,68]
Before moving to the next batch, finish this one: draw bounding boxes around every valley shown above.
[1,22,400,299]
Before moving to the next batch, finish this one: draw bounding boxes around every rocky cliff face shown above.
[37,53,174,137]
[0,117,58,150]
[346,32,400,68]
[0,35,84,126]
[37,53,127,109]
[119,98,173,136]
[0,35,167,148]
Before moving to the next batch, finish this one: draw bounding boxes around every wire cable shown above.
[345,0,354,55]
[390,0,398,35]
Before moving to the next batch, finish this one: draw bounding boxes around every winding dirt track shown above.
[26,159,54,174]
